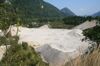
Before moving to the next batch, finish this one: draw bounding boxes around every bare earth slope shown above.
[73,20,96,30]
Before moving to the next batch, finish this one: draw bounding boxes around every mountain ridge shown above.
[61,7,76,16]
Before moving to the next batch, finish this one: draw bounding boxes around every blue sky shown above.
[44,0,100,16]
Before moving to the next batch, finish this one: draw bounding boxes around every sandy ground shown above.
[6,25,90,66]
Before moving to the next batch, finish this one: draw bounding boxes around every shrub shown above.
[83,26,100,48]
[0,44,48,66]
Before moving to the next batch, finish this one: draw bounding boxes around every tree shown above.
[0,2,19,58]
[86,16,93,21]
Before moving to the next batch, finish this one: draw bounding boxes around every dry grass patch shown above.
[65,48,100,66]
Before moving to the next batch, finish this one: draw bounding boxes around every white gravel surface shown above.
[4,25,90,66]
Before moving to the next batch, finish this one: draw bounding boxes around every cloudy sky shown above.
[44,0,100,16]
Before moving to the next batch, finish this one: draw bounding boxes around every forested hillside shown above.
[9,0,64,19]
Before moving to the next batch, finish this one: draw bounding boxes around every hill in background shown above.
[61,7,76,16]
[92,11,100,16]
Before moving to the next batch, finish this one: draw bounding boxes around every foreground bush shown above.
[0,42,48,66]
